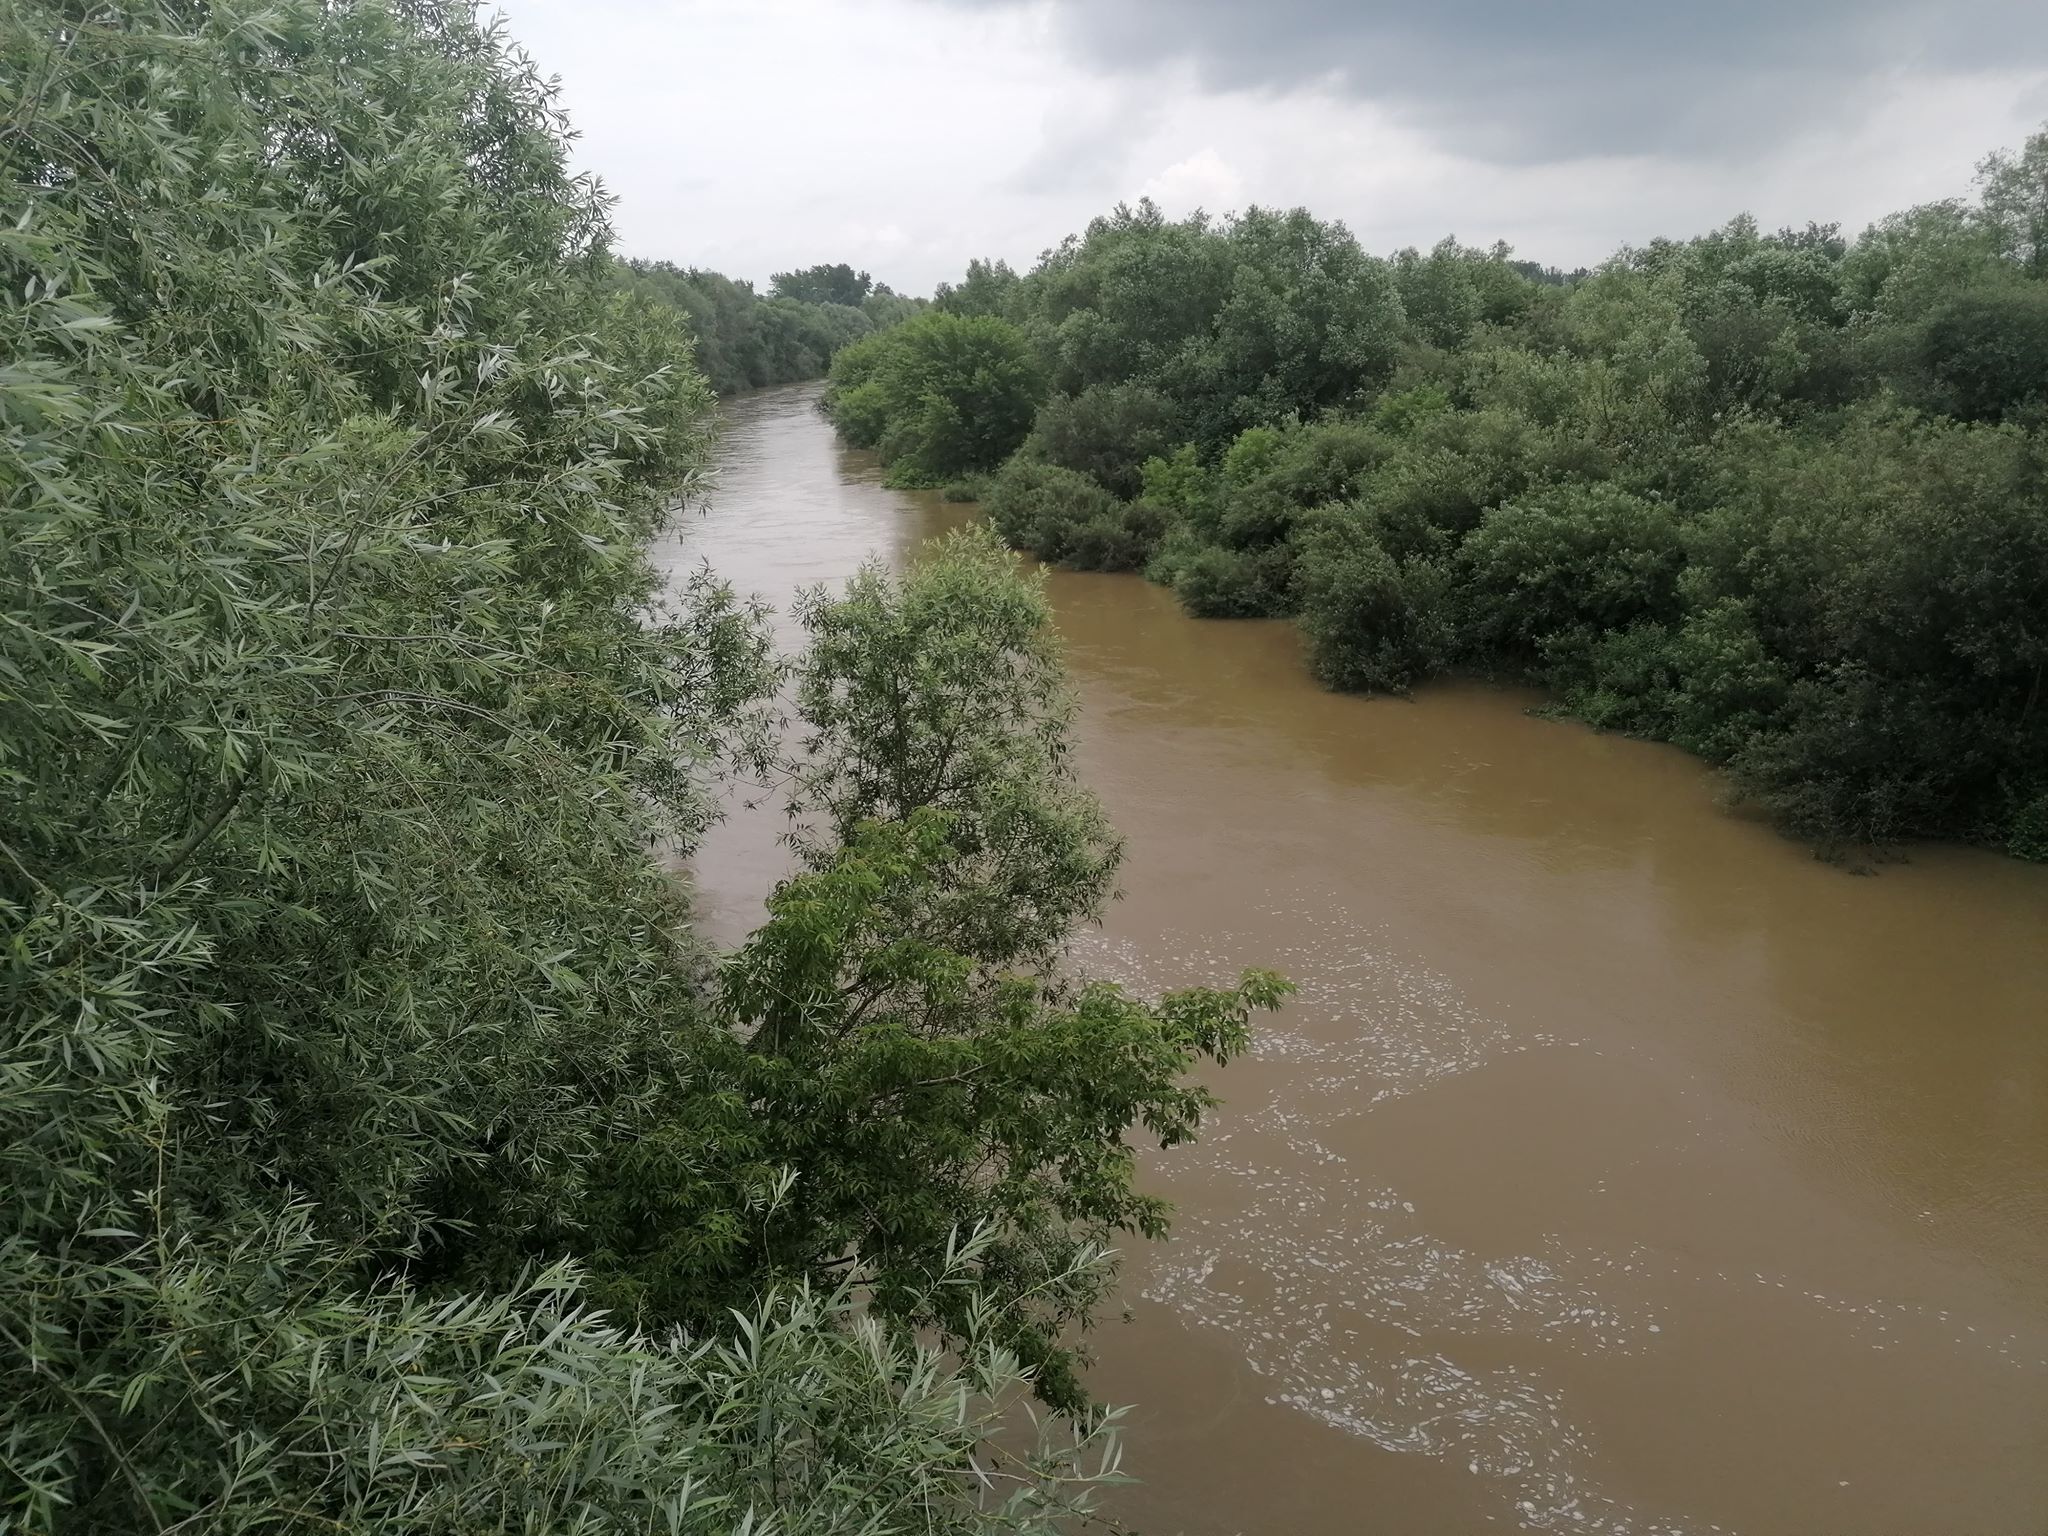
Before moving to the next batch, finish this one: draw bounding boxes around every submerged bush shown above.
[1458,484,1686,661]
[1296,515,1456,692]
[984,456,1166,569]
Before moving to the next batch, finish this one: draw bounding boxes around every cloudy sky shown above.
[490,0,2048,296]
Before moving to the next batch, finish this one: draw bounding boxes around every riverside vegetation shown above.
[0,1,1284,1531]
[827,165,2048,857]
[623,259,923,395]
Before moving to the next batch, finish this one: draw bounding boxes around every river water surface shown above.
[650,383,2048,1536]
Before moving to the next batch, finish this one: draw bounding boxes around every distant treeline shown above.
[623,259,921,394]
[825,138,2048,859]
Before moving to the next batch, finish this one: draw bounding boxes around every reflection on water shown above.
[657,383,2048,1536]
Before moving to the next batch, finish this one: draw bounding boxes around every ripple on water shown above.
[1071,897,2045,1534]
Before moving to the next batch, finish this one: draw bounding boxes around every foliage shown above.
[1457,485,1686,660]
[787,526,1120,961]
[882,124,2048,855]
[771,261,878,308]
[1026,381,1182,498]
[824,313,1045,486]
[718,817,1285,1411]
[580,530,1290,1408]
[935,257,1024,319]
[985,457,1165,571]
[0,0,1272,1529]
[1976,126,2048,278]
[1296,514,1456,692]
[1912,281,2048,422]
[624,260,905,394]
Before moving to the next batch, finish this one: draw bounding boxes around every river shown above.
[649,382,2048,1536]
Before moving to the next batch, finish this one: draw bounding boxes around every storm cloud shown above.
[938,0,2048,162]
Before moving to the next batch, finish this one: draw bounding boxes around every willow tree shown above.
[0,1,1162,1529]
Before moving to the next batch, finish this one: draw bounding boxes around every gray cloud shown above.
[1004,94,1163,196]
[935,1,2048,162]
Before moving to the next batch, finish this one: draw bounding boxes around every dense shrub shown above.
[1458,485,1686,660]
[1152,539,1297,618]
[984,456,1166,569]
[1296,515,1457,692]
[1914,281,2048,422]
[824,312,1044,486]
[1027,381,1183,497]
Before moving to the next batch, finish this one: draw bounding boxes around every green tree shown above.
[1914,281,2048,422]
[1459,485,1686,661]
[1026,381,1183,498]
[935,256,1023,318]
[1975,126,2048,278]
[771,260,875,307]
[583,530,1289,1408]
[788,527,1121,962]
[825,313,1045,485]
[1296,513,1456,692]
[985,456,1169,571]
[625,260,891,393]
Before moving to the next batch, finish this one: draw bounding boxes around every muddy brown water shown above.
[649,383,2048,1536]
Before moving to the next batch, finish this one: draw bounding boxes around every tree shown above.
[713,815,1288,1409]
[1026,381,1182,498]
[581,529,1289,1408]
[935,256,1023,318]
[1296,513,1456,692]
[1915,281,2048,422]
[1197,207,1405,441]
[985,456,1166,571]
[1976,126,2048,278]
[771,260,875,307]
[1459,485,1686,660]
[824,313,1045,485]
[625,260,890,393]
[789,526,1120,963]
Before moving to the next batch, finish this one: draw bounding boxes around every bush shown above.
[1459,484,1685,661]
[1028,381,1182,498]
[1155,540,1296,618]
[2009,793,2048,861]
[824,312,1044,485]
[1915,281,2048,422]
[1065,498,1171,571]
[1296,515,1456,692]
[984,457,1165,569]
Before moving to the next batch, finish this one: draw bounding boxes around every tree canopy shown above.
[772,261,880,308]
[623,259,915,395]
[825,312,1047,487]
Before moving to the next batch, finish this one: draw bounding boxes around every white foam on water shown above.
[1074,907,1703,1532]
[1072,897,2047,1533]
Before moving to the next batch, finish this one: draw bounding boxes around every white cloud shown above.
[485,0,2048,294]
[1140,148,1246,217]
